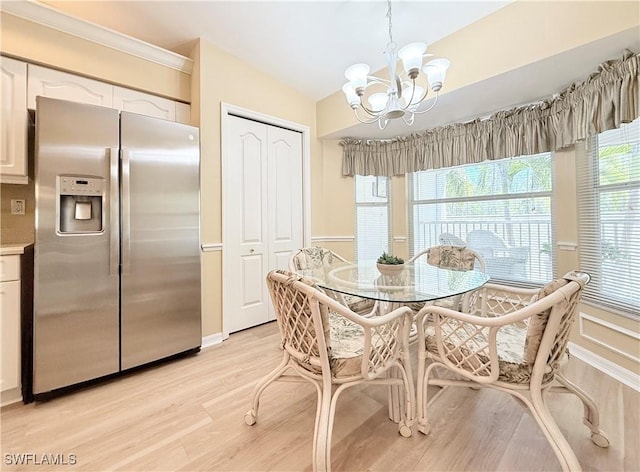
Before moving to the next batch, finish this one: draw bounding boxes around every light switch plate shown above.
[10,199,26,215]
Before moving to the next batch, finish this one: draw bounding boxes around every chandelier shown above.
[342,0,450,129]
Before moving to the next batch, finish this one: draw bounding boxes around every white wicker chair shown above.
[289,247,378,316]
[408,245,486,312]
[415,271,609,472]
[245,270,415,472]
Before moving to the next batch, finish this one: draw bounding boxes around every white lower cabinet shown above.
[1,255,22,404]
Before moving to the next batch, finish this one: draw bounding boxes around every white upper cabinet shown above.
[113,86,175,121]
[27,65,113,108]
[175,102,191,125]
[1,57,28,184]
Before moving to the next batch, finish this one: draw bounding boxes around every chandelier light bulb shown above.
[424,58,450,92]
[401,84,425,107]
[342,83,360,108]
[398,42,427,79]
[368,93,389,112]
[344,63,370,95]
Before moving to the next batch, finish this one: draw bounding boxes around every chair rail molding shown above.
[201,243,223,252]
[310,236,355,243]
[1,0,193,74]
[557,241,578,251]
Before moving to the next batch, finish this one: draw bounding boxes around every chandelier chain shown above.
[386,0,393,45]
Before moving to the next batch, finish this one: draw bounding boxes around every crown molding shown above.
[1,0,193,75]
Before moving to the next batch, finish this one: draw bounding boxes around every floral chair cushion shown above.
[426,245,478,271]
[523,277,569,364]
[290,247,334,271]
[327,312,365,378]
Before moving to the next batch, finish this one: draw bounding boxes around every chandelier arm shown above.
[367,76,392,86]
[353,108,383,125]
[402,114,415,126]
[411,93,440,115]
[396,78,423,112]
[359,103,383,117]
[378,117,390,130]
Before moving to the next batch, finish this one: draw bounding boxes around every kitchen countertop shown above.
[0,243,33,256]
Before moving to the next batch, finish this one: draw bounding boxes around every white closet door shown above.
[266,125,303,320]
[224,115,303,333]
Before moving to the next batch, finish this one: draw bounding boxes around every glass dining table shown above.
[295,259,490,424]
[296,259,490,307]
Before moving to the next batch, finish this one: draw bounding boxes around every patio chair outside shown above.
[438,232,466,246]
[415,271,609,472]
[245,270,415,472]
[466,229,529,279]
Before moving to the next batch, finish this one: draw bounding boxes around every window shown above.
[409,153,553,284]
[577,118,640,316]
[355,175,391,261]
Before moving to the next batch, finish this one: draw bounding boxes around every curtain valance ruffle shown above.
[341,51,640,177]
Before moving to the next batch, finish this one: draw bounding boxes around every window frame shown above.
[408,154,555,286]
[354,175,392,262]
[577,122,640,317]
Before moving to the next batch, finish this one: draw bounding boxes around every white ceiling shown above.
[40,0,511,101]
[30,1,640,139]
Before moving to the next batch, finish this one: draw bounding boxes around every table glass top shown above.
[296,260,490,303]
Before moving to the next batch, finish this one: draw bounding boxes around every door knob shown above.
[250,249,255,253]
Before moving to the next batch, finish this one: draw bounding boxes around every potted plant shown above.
[376,252,405,276]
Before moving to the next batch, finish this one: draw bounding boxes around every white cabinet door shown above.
[1,57,28,184]
[113,86,175,121]
[0,279,21,393]
[27,65,113,108]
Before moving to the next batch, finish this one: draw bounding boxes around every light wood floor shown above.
[1,321,637,471]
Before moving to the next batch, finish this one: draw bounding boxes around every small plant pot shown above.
[377,263,405,277]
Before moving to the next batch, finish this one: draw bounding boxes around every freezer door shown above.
[33,97,120,394]
[120,112,201,370]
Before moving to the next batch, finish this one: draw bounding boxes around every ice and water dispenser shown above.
[57,176,104,234]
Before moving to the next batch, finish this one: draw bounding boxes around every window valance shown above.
[341,51,639,177]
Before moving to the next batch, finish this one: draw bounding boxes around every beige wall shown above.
[0,182,35,244]
[191,39,318,336]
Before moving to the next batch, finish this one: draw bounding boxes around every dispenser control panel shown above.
[59,177,103,196]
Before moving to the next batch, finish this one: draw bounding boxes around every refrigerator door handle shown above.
[109,147,119,276]
[122,148,131,274]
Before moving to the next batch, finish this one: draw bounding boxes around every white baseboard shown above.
[0,387,22,408]
[568,342,640,392]
[201,332,224,350]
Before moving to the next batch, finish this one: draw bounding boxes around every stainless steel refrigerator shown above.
[32,97,201,397]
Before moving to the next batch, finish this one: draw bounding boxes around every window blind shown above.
[576,118,640,316]
[408,153,554,285]
[355,175,391,262]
